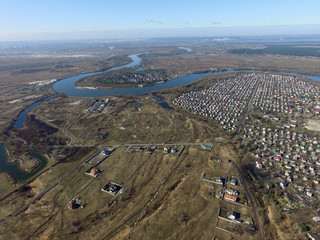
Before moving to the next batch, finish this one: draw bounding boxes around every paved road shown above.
[232,79,259,138]
[64,113,82,145]
[32,142,222,149]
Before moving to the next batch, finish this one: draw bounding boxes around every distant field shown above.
[229,44,320,57]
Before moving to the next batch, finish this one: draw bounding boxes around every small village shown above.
[173,73,320,131]
[93,69,174,86]
[173,73,258,131]
[252,74,320,114]
[243,124,320,204]
[85,98,115,113]
[174,72,320,238]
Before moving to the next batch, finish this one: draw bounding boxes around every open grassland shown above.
[31,89,227,146]
[0,174,15,198]
[145,53,320,76]
[0,145,256,240]
[229,44,320,58]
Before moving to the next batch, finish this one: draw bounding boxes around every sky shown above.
[1,0,320,41]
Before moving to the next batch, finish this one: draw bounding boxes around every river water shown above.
[178,47,192,52]
[51,53,320,98]
[14,53,320,128]
[14,94,59,129]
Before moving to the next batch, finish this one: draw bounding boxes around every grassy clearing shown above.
[0,173,15,198]
[0,145,243,240]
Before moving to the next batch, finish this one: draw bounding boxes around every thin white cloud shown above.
[211,21,221,25]
[44,25,52,29]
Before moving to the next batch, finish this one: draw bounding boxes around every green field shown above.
[229,44,320,57]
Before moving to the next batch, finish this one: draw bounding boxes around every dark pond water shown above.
[0,143,48,182]
[152,93,164,101]
[158,102,173,109]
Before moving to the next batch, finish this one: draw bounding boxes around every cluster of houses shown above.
[174,71,320,228]
[133,146,157,155]
[243,125,320,199]
[173,73,259,131]
[202,172,246,204]
[173,73,320,131]
[252,74,320,114]
[85,98,114,113]
[132,145,183,156]
[104,69,173,85]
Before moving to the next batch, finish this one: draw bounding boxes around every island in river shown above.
[75,67,176,89]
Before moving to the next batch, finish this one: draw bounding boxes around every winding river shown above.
[3,52,320,182]
[51,53,320,97]
[14,53,320,127]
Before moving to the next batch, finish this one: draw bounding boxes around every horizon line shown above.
[1,24,320,42]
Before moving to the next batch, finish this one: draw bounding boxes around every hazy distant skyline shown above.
[1,0,320,41]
